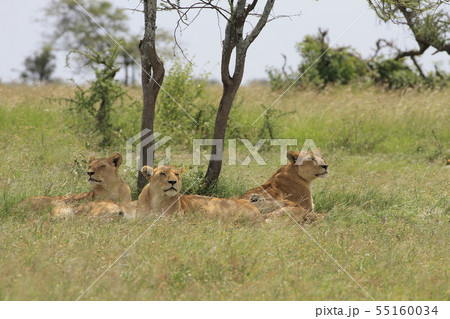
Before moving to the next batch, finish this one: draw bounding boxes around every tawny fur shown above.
[19,153,131,215]
[51,200,137,219]
[135,165,262,222]
[240,150,328,223]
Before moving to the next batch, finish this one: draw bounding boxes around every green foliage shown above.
[368,0,449,55]
[367,1,449,88]
[155,62,216,146]
[45,0,129,53]
[44,0,162,85]
[416,8,449,51]
[296,30,368,87]
[267,26,449,91]
[119,31,174,86]
[20,44,56,83]
[258,105,295,139]
[371,58,421,89]
[268,29,368,90]
[370,58,450,89]
[67,46,140,146]
[266,66,296,91]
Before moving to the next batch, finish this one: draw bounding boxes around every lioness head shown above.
[87,153,122,186]
[141,165,185,197]
[287,150,328,182]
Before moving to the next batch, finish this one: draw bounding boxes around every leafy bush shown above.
[20,44,56,83]
[154,63,259,147]
[67,57,265,150]
[371,58,421,89]
[268,29,368,90]
[266,66,297,91]
[267,28,449,91]
[67,46,140,147]
[155,62,216,147]
[423,68,450,89]
[296,31,368,87]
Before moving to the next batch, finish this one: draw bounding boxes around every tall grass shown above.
[0,83,448,300]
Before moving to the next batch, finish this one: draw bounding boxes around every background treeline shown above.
[16,0,449,153]
[267,28,449,91]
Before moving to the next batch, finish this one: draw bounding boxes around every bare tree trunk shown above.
[138,0,165,192]
[201,0,275,189]
[203,84,239,187]
[131,64,136,86]
[124,58,129,86]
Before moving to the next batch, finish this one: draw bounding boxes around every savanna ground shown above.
[0,84,448,300]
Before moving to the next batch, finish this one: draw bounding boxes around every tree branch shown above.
[243,0,274,49]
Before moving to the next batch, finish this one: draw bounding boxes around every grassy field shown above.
[0,84,448,300]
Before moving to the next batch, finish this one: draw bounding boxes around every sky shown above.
[1,0,449,84]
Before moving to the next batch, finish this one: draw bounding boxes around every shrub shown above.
[267,28,449,91]
[155,62,215,147]
[371,58,421,89]
[267,29,368,90]
[296,31,368,87]
[67,46,140,147]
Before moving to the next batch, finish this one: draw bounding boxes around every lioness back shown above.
[240,150,328,222]
[136,165,262,221]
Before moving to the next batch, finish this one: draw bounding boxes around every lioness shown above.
[135,165,262,221]
[19,153,132,214]
[240,150,328,221]
[51,200,136,219]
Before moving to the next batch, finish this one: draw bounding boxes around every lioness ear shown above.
[108,153,123,168]
[287,151,299,164]
[141,166,154,181]
[88,156,96,165]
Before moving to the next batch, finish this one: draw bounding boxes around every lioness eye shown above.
[160,172,166,176]
[99,165,106,169]
[175,173,179,176]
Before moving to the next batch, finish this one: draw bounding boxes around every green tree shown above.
[44,0,137,84]
[267,29,368,89]
[120,31,173,86]
[44,0,129,53]
[368,0,449,77]
[156,62,214,142]
[297,29,368,87]
[370,58,421,89]
[44,0,174,86]
[68,46,137,146]
[267,25,448,90]
[120,35,141,86]
[20,44,56,83]
[162,0,276,190]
